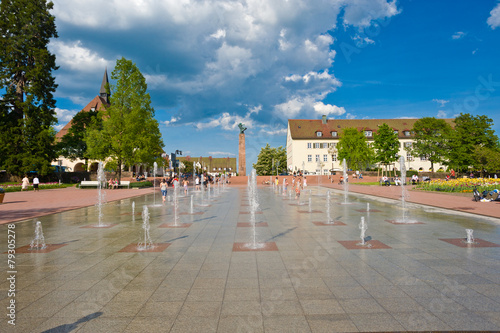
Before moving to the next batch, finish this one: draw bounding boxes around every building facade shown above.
[286,116,454,175]
[177,156,237,176]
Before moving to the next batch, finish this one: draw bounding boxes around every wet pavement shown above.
[0,185,499,332]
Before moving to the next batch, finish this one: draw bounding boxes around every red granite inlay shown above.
[232,242,278,252]
[179,212,204,215]
[239,211,263,214]
[439,238,500,248]
[80,223,118,229]
[298,210,323,214]
[338,240,392,249]
[385,219,425,225]
[118,242,171,252]
[15,244,67,253]
[312,221,346,226]
[158,223,192,228]
[237,222,268,227]
[356,209,382,213]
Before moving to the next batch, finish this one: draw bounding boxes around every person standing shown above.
[22,175,30,191]
[33,175,40,192]
[160,179,168,203]
[183,178,189,195]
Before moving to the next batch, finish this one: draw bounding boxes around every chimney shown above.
[322,115,327,124]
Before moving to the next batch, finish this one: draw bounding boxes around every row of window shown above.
[315,130,412,137]
[307,142,414,149]
[306,153,425,163]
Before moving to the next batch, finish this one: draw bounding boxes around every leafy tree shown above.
[473,146,500,176]
[57,109,101,169]
[85,57,164,181]
[0,0,58,176]
[253,144,286,175]
[447,113,498,172]
[373,123,399,175]
[337,127,374,171]
[411,117,452,172]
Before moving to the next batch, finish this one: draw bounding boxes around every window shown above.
[394,130,398,135]
[404,130,411,137]
[316,131,322,137]
[307,155,312,162]
[406,152,413,162]
[329,142,337,148]
[323,154,328,162]
[307,142,312,149]
[332,154,337,162]
[315,154,320,162]
[322,143,328,149]
[420,156,427,161]
[404,142,413,148]
[364,130,372,137]
[314,143,320,149]
[331,131,337,137]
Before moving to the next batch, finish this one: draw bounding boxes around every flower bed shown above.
[415,178,500,193]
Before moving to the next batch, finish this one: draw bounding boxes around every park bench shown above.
[379,177,395,186]
[79,181,101,188]
[117,181,130,188]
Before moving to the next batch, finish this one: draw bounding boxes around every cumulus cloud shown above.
[49,40,112,72]
[54,108,79,130]
[436,110,447,118]
[50,0,401,126]
[432,99,449,107]
[487,2,500,29]
[451,31,466,40]
[313,102,346,116]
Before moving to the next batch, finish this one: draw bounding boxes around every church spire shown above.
[100,68,110,104]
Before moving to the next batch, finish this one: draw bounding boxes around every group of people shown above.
[276,175,307,199]
[21,175,39,191]
[107,178,120,189]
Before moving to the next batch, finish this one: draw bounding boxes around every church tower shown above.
[99,68,110,104]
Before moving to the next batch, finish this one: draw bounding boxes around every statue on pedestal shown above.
[238,123,247,134]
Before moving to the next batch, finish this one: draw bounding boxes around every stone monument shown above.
[238,123,247,176]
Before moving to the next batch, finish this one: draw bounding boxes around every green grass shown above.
[0,183,75,192]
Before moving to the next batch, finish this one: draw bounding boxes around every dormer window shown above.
[90,107,96,111]
[364,130,372,137]
[316,131,322,137]
[404,130,411,137]
[393,130,398,135]
[331,131,337,137]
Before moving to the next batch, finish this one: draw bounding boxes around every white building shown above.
[286,116,454,174]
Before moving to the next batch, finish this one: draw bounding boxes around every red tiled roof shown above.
[288,118,455,140]
[55,96,110,140]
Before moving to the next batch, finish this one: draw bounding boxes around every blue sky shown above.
[49,0,500,173]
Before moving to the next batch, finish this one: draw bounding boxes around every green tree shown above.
[473,146,500,176]
[253,144,286,175]
[0,0,58,176]
[337,127,374,171]
[85,57,164,181]
[447,113,498,172]
[411,117,452,172]
[57,109,101,169]
[373,123,399,175]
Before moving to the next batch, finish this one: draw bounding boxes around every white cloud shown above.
[437,110,447,118]
[487,2,500,29]
[259,128,288,136]
[49,40,112,72]
[313,102,346,116]
[451,31,466,40]
[432,99,449,107]
[51,0,401,125]
[162,117,179,126]
[208,151,236,156]
[345,113,357,119]
[54,108,79,131]
[194,106,258,131]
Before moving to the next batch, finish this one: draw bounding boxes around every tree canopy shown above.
[253,144,287,175]
[85,58,164,180]
[411,117,452,172]
[337,128,374,170]
[0,0,58,176]
[57,109,101,168]
[373,123,399,173]
[447,113,498,172]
